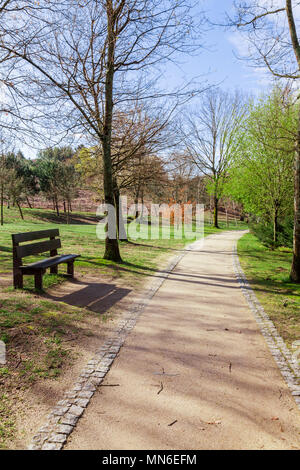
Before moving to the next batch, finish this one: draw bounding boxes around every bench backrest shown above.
[12,229,61,264]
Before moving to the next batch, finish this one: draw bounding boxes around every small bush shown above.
[277,217,293,249]
[251,221,275,248]
[250,216,293,249]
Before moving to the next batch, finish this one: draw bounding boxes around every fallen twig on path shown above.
[168,420,177,427]
[100,384,120,387]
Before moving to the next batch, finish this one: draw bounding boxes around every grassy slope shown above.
[0,206,247,447]
[237,232,300,351]
[0,206,246,287]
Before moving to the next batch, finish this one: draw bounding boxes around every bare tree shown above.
[111,104,173,220]
[0,1,64,149]
[0,152,12,225]
[75,104,172,239]
[0,0,202,261]
[228,1,300,280]
[182,88,246,228]
[166,151,197,204]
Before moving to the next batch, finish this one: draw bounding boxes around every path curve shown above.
[66,231,300,450]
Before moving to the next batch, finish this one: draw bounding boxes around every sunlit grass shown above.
[238,232,300,350]
[0,207,247,288]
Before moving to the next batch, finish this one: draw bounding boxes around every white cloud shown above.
[227,31,251,58]
[226,2,300,92]
[227,32,272,91]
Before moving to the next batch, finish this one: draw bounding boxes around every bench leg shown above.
[50,266,58,274]
[67,261,74,277]
[34,271,43,290]
[13,271,23,289]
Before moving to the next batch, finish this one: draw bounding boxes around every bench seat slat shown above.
[12,229,59,244]
[12,228,80,289]
[21,254,80,271]
[16,238,61,258]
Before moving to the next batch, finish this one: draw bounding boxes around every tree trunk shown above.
[1,183,4,226]
[290,106,300,282]
[134,194,139,219]
[16,200,24,220]
[54,196,59,216]
[67,201,70,224]
[101,135,121,261]
[141,188,145,221]
[286,1,300,68]
[26,196,32,209]
[273,207,279,246]
[101,1,122,262]
[134,182,141,219]
[214,195,219,228]
[232,201,237,226]
[286,0,300,282]
[113,178,127,241]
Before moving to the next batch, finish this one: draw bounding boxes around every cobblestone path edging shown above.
[28,243,194,450]
[29,233,300,450]
[232,243,300,410]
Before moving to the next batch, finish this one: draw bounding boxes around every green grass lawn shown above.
[238,232,300,351]
[0,206,247,288]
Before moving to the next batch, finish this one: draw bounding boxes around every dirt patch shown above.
[0,274,12,288]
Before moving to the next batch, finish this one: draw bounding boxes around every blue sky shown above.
[21,0,276,158]
[160,0,274,96]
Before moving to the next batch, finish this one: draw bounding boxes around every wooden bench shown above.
[12,229,80,290]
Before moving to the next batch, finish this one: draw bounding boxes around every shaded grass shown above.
[237,233,300,351]
[0,291,95,383]
[0,394,15,449]
[0,288,100,448]
[0,206,101,226]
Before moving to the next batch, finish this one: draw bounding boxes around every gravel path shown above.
[63,231,300,450]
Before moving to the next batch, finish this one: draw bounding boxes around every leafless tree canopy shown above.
[182,88,246,227]
[183,89,246,181]
[0,0,201,141]
[0,0,205,260]
[228,1,300,79]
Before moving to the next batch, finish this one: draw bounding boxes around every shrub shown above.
[251,221,275,248]
[250,216,293,249]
